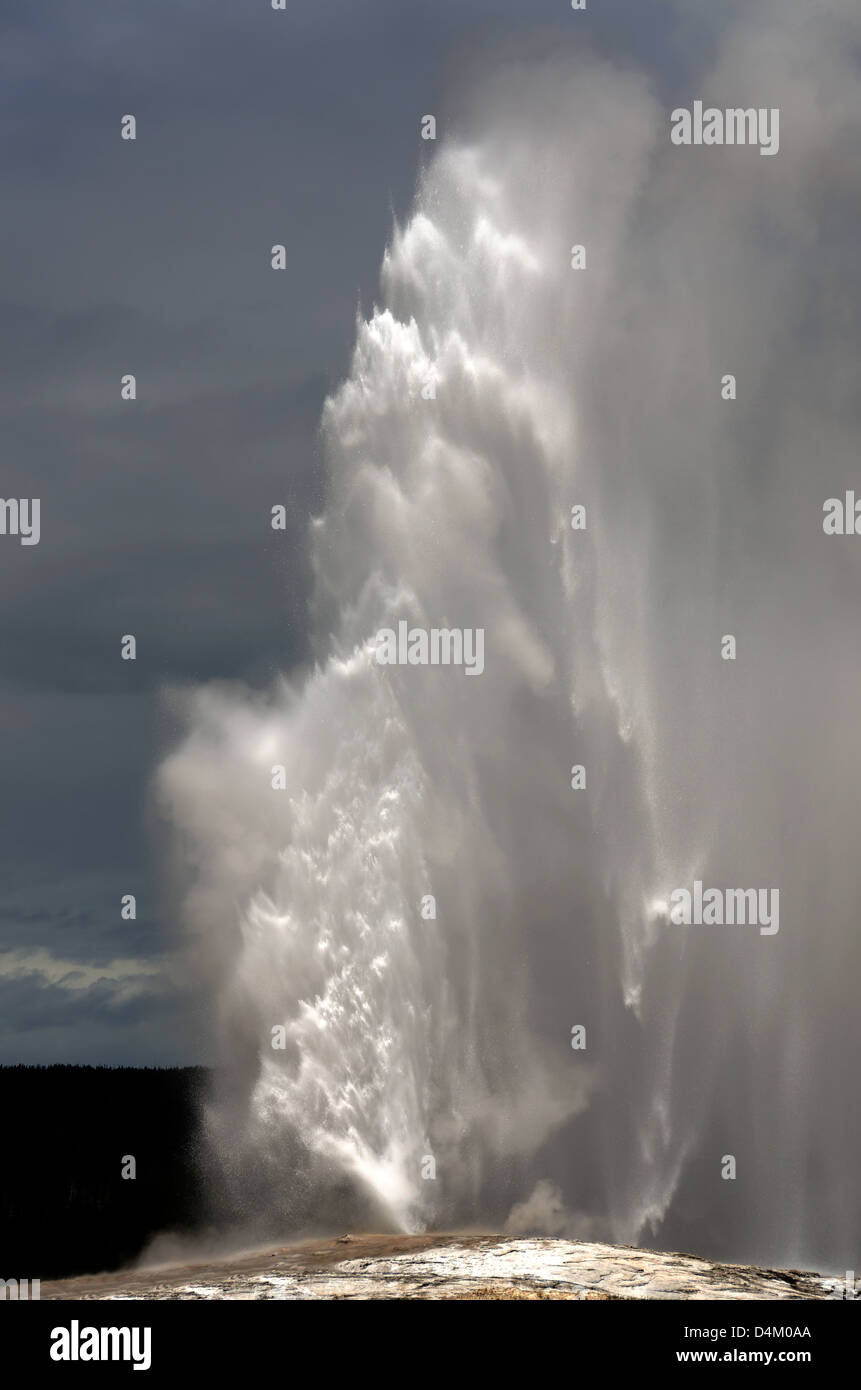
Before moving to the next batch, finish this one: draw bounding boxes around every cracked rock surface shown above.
[38,1233,834,1301]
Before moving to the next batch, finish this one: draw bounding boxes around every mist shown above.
[155,0,861,1272]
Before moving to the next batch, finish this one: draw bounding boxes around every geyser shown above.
[157,1,861,1271]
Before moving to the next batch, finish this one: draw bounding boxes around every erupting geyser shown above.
[157,2,861,1272]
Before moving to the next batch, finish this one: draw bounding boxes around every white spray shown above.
[157,4,861,1268]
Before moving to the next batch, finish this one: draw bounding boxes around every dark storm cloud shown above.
[0,0,673,698]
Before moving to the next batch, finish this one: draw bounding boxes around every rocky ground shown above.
[38,1233,835,1301]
